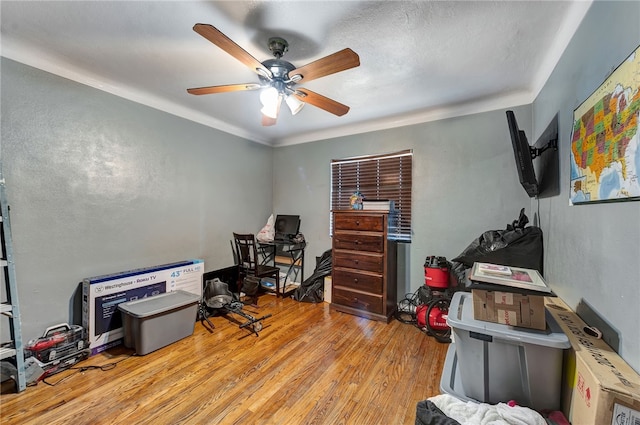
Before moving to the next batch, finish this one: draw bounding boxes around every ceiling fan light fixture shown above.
[261,91,282,119]
[285,94,305,115]
[260,105,278,119]
[260,86,279,107]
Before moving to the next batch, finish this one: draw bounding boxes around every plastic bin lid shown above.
[117,290,200,318]
[446,292,570,349]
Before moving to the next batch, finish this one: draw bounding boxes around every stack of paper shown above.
[362,199,394,211]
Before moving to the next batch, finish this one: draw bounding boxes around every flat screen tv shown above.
[534,113,560,198]
[506,110,538,197]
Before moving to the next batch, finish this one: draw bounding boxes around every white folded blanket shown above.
[429,394,546,425]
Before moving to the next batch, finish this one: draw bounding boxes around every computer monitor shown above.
[274,215,300,240]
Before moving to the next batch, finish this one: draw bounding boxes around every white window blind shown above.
[330,149,413,241]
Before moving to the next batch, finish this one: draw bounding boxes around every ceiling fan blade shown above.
[193,23,272,78]
[290,48,360,83]
[262,114,277,126]
[187,83,261,95]
[294,88,350,116]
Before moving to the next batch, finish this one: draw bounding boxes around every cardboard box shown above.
[545,296,640,425]
[472,289,546,330]
[324,276,332,303]
[82,260,204,355]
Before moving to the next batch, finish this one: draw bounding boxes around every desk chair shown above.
[233,233,282,300]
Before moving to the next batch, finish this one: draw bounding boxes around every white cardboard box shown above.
[545,296,640,425]
[82,260,203,355]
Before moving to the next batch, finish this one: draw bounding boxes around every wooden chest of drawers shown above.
[330,211,397,322]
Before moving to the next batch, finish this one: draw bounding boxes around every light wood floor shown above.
[0,296,448,425]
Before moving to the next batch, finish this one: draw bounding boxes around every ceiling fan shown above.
[187,24,360,126]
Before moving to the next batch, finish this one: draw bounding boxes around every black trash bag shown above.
[293,249,332,303]
[451,208,543,288]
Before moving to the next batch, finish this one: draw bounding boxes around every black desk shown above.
[258,240,306,293]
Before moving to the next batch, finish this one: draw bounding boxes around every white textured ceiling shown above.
[1,1,591,146]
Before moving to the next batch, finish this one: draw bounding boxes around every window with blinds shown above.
[330,149,413,241]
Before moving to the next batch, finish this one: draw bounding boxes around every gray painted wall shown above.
[273,107,532,303]
[531,0,640,372]
[1,58,274,342]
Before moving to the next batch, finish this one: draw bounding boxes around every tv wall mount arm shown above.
[530,137,558,159]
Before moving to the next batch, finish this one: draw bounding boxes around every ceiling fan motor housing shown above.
[261,59,296,81]
[268,37,289,58]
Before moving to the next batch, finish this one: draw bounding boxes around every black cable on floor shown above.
[41,353,135,387]
[395,288,422,324]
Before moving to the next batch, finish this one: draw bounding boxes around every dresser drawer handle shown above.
[353,278,358,283]
[353,259,359,265]
[355,220,360,226]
